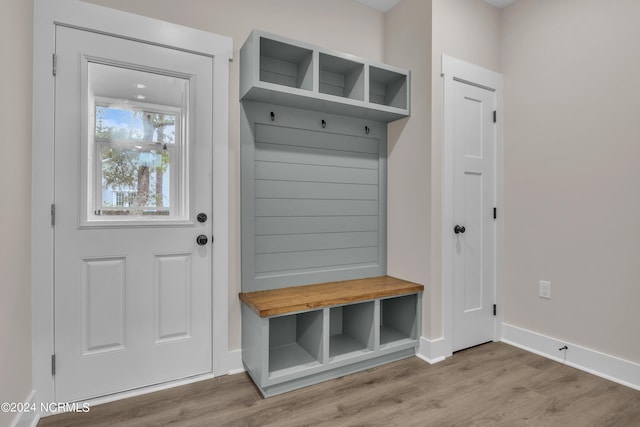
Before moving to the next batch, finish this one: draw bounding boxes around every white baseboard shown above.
[417,336,447,364]
[502,323,640,391]
[226,348,245,375]
[9,390,39,427]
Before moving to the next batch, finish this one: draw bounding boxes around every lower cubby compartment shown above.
[380,294,418,347]
[260,346,416,397]
[268,310,323,376]
[329,302,374,361]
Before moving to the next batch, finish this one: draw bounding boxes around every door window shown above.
[85,62,190,224]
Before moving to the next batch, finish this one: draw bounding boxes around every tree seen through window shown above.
[96,105,177,215]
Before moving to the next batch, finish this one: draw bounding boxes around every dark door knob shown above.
[454,225,466,234]
[197,213,208,223]
[196,235,208,246]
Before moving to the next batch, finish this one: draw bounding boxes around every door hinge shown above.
[51,204,55,226]
[52,53,57,76]
[493,304,497,316]
[493,110,497,123]
[493,207,497,220]
[51,354,56,376]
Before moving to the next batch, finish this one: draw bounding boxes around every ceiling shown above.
[483,0,518,8]
[355,0,518,12]
[354,0,401,12]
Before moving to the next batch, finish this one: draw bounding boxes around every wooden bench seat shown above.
[240,275,424,318]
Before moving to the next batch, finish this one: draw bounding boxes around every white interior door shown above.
[452,79,497,352]
[54,26,213,401]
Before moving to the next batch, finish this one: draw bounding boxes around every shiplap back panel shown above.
[242,102,386,292]
[260,56,298,88]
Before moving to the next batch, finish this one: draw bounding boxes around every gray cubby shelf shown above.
[240,30,410,123]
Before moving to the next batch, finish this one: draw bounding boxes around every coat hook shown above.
[270,111,275,121]
[321,119,326,128]
[365,126,370,135]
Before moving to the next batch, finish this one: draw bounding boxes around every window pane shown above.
[100,146,171,216]
[96,106,176,144]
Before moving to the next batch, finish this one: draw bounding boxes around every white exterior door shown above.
[54,26,213,401]
[451,79,497,352]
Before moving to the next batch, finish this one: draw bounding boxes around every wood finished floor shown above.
[39,343,640,427]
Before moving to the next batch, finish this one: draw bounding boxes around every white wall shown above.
[83,0,386,351]
[501,0,640,363]
[0,0,33,425]
[385,0,433,335]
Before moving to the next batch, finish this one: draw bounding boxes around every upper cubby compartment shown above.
[240,30,410,123]
[319,53,364,101]
[369,66,408,110]
[260,37,313,91]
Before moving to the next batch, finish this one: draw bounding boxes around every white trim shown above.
[33,0,232,404]
[9,390,39,427]
[502,323,640,391]
[416,336,447,364]
[441,55,504,357]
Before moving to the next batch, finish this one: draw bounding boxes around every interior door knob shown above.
[196,235,208,246]
[454,225,466,234]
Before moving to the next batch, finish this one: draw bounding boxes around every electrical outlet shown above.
[539,281,551,299]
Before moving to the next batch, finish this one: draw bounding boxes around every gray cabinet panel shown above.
[255,216,378,235]
[256,231,378,254]
[260,69,297,88]
[255,161,378,184]
[369,80,386,105]
[255,142,378,169]
[260,56,297,88]
[255,246,378,274]
[243,102,386,290]
[255,199,378,217]
[256,124,378,154]
[255,180,378,200]
[241,305,268,384]
[296,311,324,362]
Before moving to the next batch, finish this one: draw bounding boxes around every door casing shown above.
[442,55,504,358]
[33,0,232,406]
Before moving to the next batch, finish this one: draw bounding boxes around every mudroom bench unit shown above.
[239,30,415,397]
[240,276,423,397]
